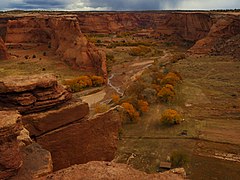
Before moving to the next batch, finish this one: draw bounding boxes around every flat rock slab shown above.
[23,100,89,136]
[0,74,57,93]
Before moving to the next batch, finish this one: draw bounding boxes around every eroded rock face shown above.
[188,15,240,57]
[36,108,121,171]
[0,37,8,59]
[41,161,185,180]
[78,12,212,42]
[0,110,23,179]
[13,143,53,180]
[4,15,107,77]
[0,74,71,114]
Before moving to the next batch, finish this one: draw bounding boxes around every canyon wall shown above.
[189,14,240,57]
[1,15,107,77]
[78,12,213,42]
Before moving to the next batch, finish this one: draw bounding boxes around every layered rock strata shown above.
[78,12,212,42]
[0,74,71,114]
[0,110,23,179]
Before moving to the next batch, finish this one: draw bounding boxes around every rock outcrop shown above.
[0,37,8,59]
[35,107,121,171]
[78,12,212,42]
[4,15,107,77]
[41,161,185,180]
[0,73,121,172]
[0,110,23,179]
[0,74,71,114]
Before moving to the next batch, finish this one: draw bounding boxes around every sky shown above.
[0,0,240,11]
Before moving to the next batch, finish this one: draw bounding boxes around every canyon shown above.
[0,11,240,179]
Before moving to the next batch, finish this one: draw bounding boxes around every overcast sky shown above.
[1,0,240,11]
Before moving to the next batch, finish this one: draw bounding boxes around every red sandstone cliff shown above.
[189,14,240,57]
[4,15,107,77]
[78,12,212,42]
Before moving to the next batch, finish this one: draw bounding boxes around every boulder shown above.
[13,143,53,180]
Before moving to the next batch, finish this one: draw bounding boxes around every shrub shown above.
[90,76,105,86]
[137,100,149,113]
[64,75,104,92]
[121,102,140,122]
[157,84,175,102]
[106,54,114,62]
[161,72,181,86]
[128,46,151,56]
[112,93,120,104]
[171,53,185,63]
[93,103,110,114]
[69,83,83,92]
[171,151,189,168]
[32,54,36,58]
[75,76,92,87]
[141,87,157,104]
[160,109,182,125]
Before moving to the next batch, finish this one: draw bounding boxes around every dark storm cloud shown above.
[82,0,180,10]
[8,0,67,9]
[2,0,240,11]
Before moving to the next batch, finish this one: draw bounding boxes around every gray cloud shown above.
[7,0,68,10]
[1,0,240,11]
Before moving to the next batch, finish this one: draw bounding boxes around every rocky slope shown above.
[78,12,212,42]
[42,161,185,180]
[0,14,107,77]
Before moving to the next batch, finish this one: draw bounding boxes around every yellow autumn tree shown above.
[137,100,149,113]
[91,75,105,86]
[121,102,140,122]
[111,93,120,104]
[157,84,175,102]
[161,72,181,86]
[160,109,182,125]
